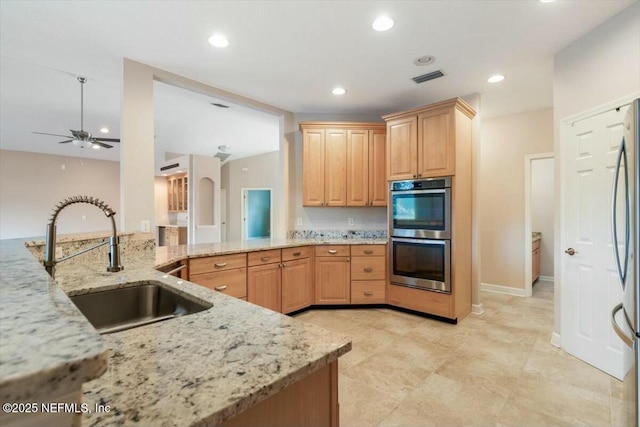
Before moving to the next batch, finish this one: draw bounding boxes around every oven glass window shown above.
[392,193,446,231]
[392,240,445,282]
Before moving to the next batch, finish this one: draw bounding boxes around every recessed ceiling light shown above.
[92,144,100,150]
[332,87,347,95]
[99,127,109,134]
[372,16,394,32]
[487,74,505,83]
[208,34,229,48]
[414,55,435,66]
[539,0,556,3]
[218,144,230,152]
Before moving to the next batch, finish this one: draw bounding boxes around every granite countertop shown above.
[0,236,384,426]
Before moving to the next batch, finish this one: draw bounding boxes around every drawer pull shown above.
[364,291,374,296]
[364,250,374,255]
[215,285,228,291]
[214,262,227,268]
[328,249,338,254]
[293,251,301,256]
[260,256,270,262]
[364,267,373,273]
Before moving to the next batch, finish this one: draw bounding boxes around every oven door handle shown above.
[390,237,447,246]
[390,189,447,196]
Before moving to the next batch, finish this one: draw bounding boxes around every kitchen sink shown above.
[69,282,211,334]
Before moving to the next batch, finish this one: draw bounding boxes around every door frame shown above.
[241,187,273,240]
[557,91,640,353]
[524,152,554,297]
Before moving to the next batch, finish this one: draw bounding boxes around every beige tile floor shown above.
[294,282,624,427]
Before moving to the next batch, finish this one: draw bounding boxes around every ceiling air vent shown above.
[214,152,232,161]
[412,69,445,84]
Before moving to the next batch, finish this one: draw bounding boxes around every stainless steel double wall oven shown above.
[389,177,452,293]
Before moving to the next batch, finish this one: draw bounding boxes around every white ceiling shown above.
[0,0,635,162]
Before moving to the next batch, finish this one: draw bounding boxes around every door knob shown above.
[565,248,577,256]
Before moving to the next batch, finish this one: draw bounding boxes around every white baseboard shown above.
[551,332,561,348]
[538,275,555,282]
[480,283,527,297]
[471,303,485,315]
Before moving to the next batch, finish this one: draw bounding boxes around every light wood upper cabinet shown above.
[384,98,475,180]
[167,173,188,212]
[301,122,386,207]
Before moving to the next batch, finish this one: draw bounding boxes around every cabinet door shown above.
[248,263,282,312]
[324,129,347,206]
[315,257,350,304]
[282,257,313,314]
[417,108,454,178]
[368,129,387,206]
[346,129,369,206]
[387,116,417,180]
[302,129,325,206]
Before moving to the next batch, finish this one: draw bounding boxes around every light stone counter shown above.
[0,236,387,426]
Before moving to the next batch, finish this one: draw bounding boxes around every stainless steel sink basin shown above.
[69,282,211,334]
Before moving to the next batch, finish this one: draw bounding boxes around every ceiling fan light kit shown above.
[33,76,121,149]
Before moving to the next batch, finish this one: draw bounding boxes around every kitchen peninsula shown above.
[0,235,363,427]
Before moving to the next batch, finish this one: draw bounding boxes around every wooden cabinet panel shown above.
[248,263,282,312]
[167,174,188,212]
[324,129,347,206]
[302,129,325,206]
[189,253,247,275]
[282,257,313,314]
[388,284,452,318]
[346,129,369,206]
[351,280,386,304]
[191,268,247,299]
[350,256,385,280]
[418,109,454,178]
[314,245,350,257]
[532,239,541,283]
[350,245,385,257]
[387,116,418,180]
[369,129,387,206]
[315,257,350,304]
[282,246,312,261]
[248,249,282,267]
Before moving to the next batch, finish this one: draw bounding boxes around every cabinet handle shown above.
[364,250,374,255]
[260,256,270,262]
[281,263,286,268]
[364,291,374,296]
[328,249,338,254]
[364,267,373,273]
[293,251,301,256]
[347,258,350,262]
[214,262,227,268]
[214,285,228,291]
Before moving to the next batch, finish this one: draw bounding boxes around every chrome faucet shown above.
[44,196,123,279]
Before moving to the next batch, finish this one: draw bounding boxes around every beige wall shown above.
[221,151,282,241]
[553,2,640,340]
[531,157,554,278]
[480,108,553,290]
[0,149,120,239]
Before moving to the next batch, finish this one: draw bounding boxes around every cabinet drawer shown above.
[190,268,247,299]
[190,253,246,275]
[315,245,350,257]
[351,281,386,304]
[532,239,540,251]
[248,249,282,266]
[350,256,385,280]
[351,245,385,257]
[282,246,312,261]
[388,284,452,318]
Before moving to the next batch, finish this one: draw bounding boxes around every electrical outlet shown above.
[348,217,355,226]
[296,217,302,226]
[141,220,151,233]
[81,214,87,221]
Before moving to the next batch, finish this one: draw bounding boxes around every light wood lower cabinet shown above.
[189,253,248,299]
[248,263,282,313]
[315,246,350,305]
[387,284,452,319]
[532,238,541,283]
[350,245,386,304]
[282,257,313,314]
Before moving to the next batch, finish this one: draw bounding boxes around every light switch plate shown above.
[348,217,355,226]
[141,220,151,233]
[296,217,302,226]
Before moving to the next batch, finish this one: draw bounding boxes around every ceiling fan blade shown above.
[92,137,120,143]
[91,141,113,149]
[58,140,73,144]
[33,131,74,138]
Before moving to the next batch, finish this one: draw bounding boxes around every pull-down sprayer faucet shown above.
[44,195,123,279]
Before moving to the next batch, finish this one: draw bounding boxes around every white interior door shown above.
[561,104,629,379]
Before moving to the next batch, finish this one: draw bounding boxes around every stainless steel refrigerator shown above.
[612,98,640,427]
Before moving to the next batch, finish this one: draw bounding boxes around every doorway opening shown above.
[242,188,272,240]
[524,153,555,297]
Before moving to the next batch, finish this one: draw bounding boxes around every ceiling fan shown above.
[33,76,120,149]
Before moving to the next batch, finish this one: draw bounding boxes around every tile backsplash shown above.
[287,230,387,239]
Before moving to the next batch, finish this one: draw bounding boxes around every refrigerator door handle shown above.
[611,137,630,287]
[612,303,636,349]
